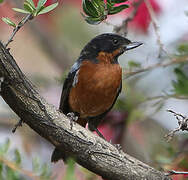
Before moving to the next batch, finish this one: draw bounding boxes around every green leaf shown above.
[64,159,76,180]
[2,17,16,27]
[177,43,188,55]
[172,67,188,96]
[12,8,30,14]
[107,1,114,9]
[26,0,35,9]
[14,149,21,165]
[0,0,4,4]
[110,0,128,3]
[37,2,58,15]
[32,157,40,173]
[0,163,3,175]
[92,0,105,15]
[24,1,35,13]
[108,4,129,15]
[82,0,100,17]
[128,60,141,68]
[82,14,102,25]
[0,139,10,155]
[37,0,47,10]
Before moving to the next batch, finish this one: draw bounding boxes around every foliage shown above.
[2,17,16,28]
[13,0,58,16]
[0,139,52,180]
[155,135,188,180]
[172,67,188,96]
[2,0,58,28]
[172,43,188,96]
[128,60,141,70]
[64,158,76,180]
[177,42,188,56]
[82,0,129,24]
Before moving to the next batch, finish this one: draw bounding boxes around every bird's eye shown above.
[113,39,119,45]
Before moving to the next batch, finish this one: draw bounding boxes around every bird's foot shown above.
[67,112,78,130]
[12,119,23,133]
[114,144,122,151]
[109,140,122,151]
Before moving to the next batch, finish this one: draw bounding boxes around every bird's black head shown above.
[80,33,142,63]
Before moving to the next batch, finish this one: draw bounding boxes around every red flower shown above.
[128,0,161,33]
[32,0,53,7]
[111,0,161,33]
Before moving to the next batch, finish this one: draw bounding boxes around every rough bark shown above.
[0,42,171,180]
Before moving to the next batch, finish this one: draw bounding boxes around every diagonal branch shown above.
[0,42,171,180]
[124,55,188,79]
[5,14,33,47]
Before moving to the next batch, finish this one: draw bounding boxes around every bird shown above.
[51,33,142,162]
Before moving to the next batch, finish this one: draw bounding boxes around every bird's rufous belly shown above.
[69,61,122,118]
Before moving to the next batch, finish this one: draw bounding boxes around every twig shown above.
[10,0,71,71]
[124,55,188,79]
[144,0,168,58]
[165,110,188,142]
[142,94,188,103]
[0,156,40,180]
[5,14,33,47]
[114,0,144,35]
[166,170,188,176]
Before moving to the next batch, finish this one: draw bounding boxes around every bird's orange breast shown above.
[69,60,122,118]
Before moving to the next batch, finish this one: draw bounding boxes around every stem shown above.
[124,55,188,79]
[114,0,144,35]
[0,156,40,180]
[167,170,188,176]
[5,14,33,47]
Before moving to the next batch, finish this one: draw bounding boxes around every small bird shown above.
[51,33,142,162]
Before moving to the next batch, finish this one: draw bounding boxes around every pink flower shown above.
[127,0,161,33]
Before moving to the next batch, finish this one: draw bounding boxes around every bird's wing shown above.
[59,61,80,114]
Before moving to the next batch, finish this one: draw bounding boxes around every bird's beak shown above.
[124,42,143,51]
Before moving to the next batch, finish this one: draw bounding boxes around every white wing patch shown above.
[72,70,79,87]
[70,61,80,73]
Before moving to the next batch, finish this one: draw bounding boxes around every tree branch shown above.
[5,14,33,47]
[165,110,188,142]
[124,55,188,79]
[144,0,167,58]
[0,42,171,179]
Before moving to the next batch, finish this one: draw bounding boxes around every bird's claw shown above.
[114,144,122,151]
[67,112,78,130]
[109,140,122,151]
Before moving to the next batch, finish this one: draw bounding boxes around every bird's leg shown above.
[94,128,122,150]
[67,112,78,130]
[88,120,122,150]
[88,120,106,139]
[12,119,23,133]
[109,139,122,151]
[94,128,106,139]
[113,144,122,151]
